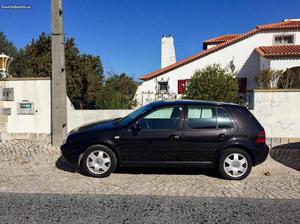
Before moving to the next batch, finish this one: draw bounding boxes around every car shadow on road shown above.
[55,156,79,173]
[270,142,300,171]
[114,166,219,178]
[55,156,219,178]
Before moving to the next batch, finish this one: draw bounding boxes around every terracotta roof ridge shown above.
[255,45,300,58]
[203,34,241,43]
[140,28,257,80]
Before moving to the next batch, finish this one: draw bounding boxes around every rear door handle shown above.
[218,133,226,139]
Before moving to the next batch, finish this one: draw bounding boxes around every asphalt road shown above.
[0,193,299,224]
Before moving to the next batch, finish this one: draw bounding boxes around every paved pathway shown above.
[0,140,299,199]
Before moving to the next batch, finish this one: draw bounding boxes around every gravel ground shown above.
[0,193,299,224]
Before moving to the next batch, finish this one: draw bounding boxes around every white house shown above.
[135,19,300,106]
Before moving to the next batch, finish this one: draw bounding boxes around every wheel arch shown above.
[215,143,255,166]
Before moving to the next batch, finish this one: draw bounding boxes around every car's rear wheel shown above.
[81,145,117,178]
[218,148,252,180]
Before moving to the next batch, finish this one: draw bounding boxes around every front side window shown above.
[217,108,234,129]
[139,106,182,130]
[186,106,217,129]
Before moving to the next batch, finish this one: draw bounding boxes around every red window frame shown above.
[178,79,187,94]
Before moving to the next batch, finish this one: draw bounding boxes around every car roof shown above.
[148,100,243,108]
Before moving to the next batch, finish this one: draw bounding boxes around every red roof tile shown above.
[203,34,241,44]
[140,21,300,81]
[255,45,300,58]
[256,20,300,30]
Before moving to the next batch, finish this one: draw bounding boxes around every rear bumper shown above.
[60,143,80,165]
[254,144,269,166]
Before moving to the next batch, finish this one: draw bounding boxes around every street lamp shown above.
[0,53,13,78]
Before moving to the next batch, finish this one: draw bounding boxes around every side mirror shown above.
[131,122,141,132]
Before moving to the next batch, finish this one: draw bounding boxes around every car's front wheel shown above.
[81,145,117,178]
[218,148,252,180]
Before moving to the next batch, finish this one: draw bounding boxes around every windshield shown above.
[118,104,152,127]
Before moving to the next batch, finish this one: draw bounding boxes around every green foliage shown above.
[184,64,240,103]
[1,31,137,109]
[2,32,104,109]
[96,73,138,109]
[76,54,104,109]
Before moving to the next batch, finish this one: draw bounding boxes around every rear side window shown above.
[217,108,234,129]
[186,106,217,129]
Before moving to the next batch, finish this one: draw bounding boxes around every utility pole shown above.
[51,0,67,146]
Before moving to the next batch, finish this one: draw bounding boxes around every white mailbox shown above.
[17,102,34,115]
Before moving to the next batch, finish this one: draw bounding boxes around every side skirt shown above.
[119,161,215,168]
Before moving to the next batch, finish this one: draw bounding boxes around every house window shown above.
[238,78,247,93]
[158,81,168,92]
[274,35,294,45]
[177,79,191,94]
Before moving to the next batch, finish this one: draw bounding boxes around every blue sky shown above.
[0,0,300,79]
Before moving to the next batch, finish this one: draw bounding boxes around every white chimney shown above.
[283,18,300,21]
[161,34,176,68]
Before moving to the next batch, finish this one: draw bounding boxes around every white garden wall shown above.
[2,78,51,134]
[251,89,300,138]
[67,98,133,132]
[1,78,299,142]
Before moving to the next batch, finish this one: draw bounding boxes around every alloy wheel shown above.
[86,150,111,175]
[223,153,248,178]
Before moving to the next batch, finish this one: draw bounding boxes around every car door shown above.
[179,105,236,163]
[119,105,183,164]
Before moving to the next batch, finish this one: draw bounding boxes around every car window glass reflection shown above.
[140,106,182,130]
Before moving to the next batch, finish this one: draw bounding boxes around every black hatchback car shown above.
[61,100,269,180]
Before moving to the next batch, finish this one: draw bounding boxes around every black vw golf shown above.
[61,100,269,180]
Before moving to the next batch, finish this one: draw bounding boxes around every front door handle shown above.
[169,135,180,141]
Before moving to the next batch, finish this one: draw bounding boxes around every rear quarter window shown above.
[217,108,234,129]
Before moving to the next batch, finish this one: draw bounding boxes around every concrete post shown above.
[51,0,67,146]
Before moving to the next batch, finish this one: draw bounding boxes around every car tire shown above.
[81,145,117,178]
[218,148,252,180]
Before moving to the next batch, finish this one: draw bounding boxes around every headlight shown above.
[63,127,80,144]
[63,133,69,144]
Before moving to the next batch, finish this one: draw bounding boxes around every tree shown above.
[184,64,240,103]
[255,69,283,89]
[96,73,138,109]
[76,54,104,108]
[6,32,104,109]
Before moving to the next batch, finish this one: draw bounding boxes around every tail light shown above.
[256,130,266,144]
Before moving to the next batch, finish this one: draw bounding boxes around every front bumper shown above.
[254,144,269,165]
[60,143,80,165]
